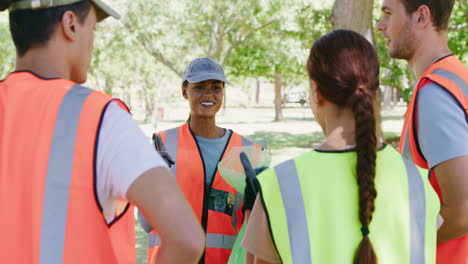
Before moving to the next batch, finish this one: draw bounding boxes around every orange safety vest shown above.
[0,71,135,263]
[147,123,257,263]
[399,55,468,264]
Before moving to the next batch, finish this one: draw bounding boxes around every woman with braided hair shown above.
[241,29,440,264]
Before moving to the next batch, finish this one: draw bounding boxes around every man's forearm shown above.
[437,205,468,243]
[151,243,203,264]
[434,156,468,243]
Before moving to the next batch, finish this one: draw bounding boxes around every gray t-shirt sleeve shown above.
[416,81,468,169]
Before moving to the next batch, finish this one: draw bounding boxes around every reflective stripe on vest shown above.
[40,85,92,263]
[1,72,135,263]
[431,68,468,97]
[147,125,261,263]
[242,137,253,147]
[274,160,312,264]
[401,67,468,163]
[148,233,236,250]
[165,127,179,176]
[399,56,468,263]
[402,128,412,160]
[261,147,438,264]
[399,56,468,169]
[163,126,254,171]
[402,157,427,264]
[164,127,253,153]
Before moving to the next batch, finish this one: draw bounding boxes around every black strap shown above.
[240,152,267,212]
[153,134,165,151]
[152,134,175,167]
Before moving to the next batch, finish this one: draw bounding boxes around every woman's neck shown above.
[189,116,224,139]
[318,127,357,151]
[317,109,356,151]
[316,108,384,151]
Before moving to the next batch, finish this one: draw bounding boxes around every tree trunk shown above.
[374,88,385,143]
[382,86,393,109]
[255,79,261,104]
[332,0,384,139]
[274,72,284,121]
[392,87,398,106]
[331,0,374,43]
[222,91,227,114]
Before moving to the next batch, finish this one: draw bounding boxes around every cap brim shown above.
[187,73,230,85]
[92,0,121,21]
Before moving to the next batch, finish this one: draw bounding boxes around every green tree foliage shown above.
[0,15,15,78]
[124,0,281,76]
[227,5,332,81]
[448,0,468,62]
[225,3,332,120]
[0,0,465,110]
[92,21,179,122]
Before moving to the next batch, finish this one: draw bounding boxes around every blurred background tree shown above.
[0,0,466,121]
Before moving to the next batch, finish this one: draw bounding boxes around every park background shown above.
[0,0,466,262]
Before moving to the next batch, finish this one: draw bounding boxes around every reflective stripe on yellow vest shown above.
[257,146,439,264]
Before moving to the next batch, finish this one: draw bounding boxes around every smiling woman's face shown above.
[183,79,224,119]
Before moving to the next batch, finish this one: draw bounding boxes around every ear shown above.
[315,89,325,106]
[61,11,80,41]
[309,80,323,106]
[414,5,432,30]
[182,86,188,99]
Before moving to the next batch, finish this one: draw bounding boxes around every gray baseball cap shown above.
[9,0,120,21]
[182,57,230,84]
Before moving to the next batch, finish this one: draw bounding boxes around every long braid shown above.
[307,29,381,264]
[350,88,378,264]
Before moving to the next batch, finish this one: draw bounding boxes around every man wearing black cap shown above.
[0,1,204,263]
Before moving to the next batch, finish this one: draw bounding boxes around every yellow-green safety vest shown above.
[257,146,439,264]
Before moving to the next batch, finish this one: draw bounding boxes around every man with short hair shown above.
[377,0,468,262]
[0,1,205,263]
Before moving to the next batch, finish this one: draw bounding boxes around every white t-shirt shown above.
[96,101,168,223]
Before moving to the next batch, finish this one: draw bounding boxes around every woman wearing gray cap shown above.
[140,57,260,264]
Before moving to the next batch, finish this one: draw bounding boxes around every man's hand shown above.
[434,155,468,243]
